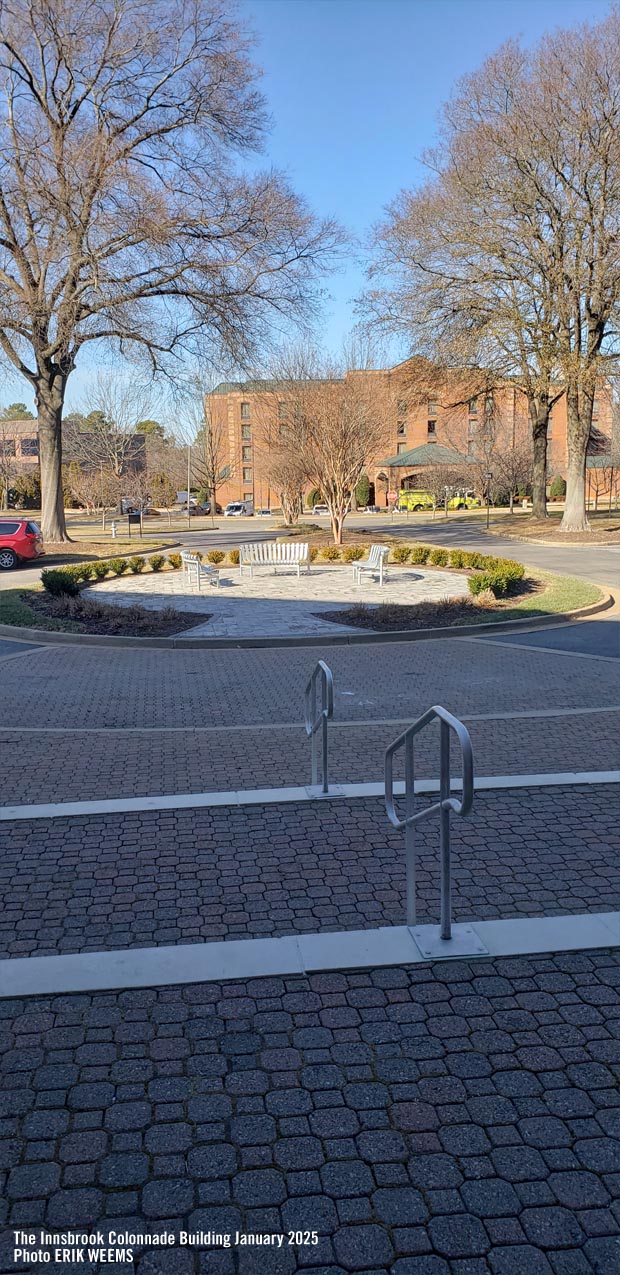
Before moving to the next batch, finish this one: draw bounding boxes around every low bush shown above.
[207,550,225,564]
[128,556,146,573]
[468,571,508,598]
[409,545,430,564]
[322,545,341,561]
[92,560,110,580]
[309,546,320,562]
[167,553,182,569]
[429,548,449,566]
[149,555,165,572]
[493,557,525,587]
[391,545,411,564]
[342,546,365,562]
[72,562,95,582]
[228,548,240,565]
[109,558,129,575]
[449,549,465,568]
[41,567,81,597]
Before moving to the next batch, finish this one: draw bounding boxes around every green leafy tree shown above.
[355,473,370,507]
[1,402,34,419]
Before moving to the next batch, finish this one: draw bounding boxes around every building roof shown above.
[379,442,470,468]
[210,377,345,395]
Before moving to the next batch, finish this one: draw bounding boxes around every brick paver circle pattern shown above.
[85,564,470,638]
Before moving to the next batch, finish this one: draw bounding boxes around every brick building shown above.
[0,418,40,468]
[207,362,616,509]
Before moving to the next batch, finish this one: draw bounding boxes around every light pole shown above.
[486,470,493,531]
[187,444,191,530]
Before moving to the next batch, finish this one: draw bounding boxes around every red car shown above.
[0,517,45,570]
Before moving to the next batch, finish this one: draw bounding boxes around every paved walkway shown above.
[0,712,617,805]
[0,786,618,958]
[86,566,470,639]
[1,951,619,1274]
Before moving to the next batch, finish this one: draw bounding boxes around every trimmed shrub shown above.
[72,562,95,582]
[429,548,449,566]
[92,560,110,580]
[493,558,525,589]
[207,550,225,564]
[342,545,365,562]
[41,567,80,597]
[228,548,240,565]
[468,571,508,598]
[409,545,430,564]
[109,558,129,575]
[149,555,166,572]
[449,549,465,568]
[322,545,341,561]
[167,553,182,569]
[309,546,320,562]
[128,556,146,573]
[391,545,411,564]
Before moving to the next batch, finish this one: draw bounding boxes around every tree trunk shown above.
[331,512,344,544]
[560,385,590,533]
[36,373,70,542]
[530,405,548,519]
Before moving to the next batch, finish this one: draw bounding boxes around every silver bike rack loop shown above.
[304,660,334,795]
[385,705,486,958]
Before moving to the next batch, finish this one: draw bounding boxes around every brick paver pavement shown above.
[0,712,616,805]
[1,951,619,1274]
[0,639,617,732]
[0,786,618,958]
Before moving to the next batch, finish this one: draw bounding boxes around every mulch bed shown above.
[24,592,207,637]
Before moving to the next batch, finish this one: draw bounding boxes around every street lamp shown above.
[486,470,493,531]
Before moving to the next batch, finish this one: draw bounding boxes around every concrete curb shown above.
[0,585,612,650]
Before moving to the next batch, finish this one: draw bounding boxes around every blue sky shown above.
[1,0,611,415]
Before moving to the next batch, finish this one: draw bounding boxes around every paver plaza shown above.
[85,564,470,639]
[0,582,618,1273]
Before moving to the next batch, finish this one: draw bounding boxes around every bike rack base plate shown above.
[410,923,489,960]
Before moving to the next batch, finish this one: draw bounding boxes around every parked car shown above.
[224,501,253,516]
[312,503,329,515]
[256,508,272,517]
[0,517,45,570]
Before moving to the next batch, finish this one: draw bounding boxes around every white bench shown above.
[239,541,310,578]
[181,550,222,589]
[353,544,389,586]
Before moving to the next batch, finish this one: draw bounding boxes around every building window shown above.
[241,425,251,441]
[278,401,287,420]
[244,492,253,503]
[427,420,436,436]
[484,393,494,413]
[468,397,478,414]
[397,399,408,415]
[242,446,252,462]
[20,437,38,456]
[468,419,476,439]
[0,439,15,456]
[428,399,438,416]
[240,402,251,420]
[242,467,252,482]
[396,442,407,455]
[397,422,406,437]
[592,398,599,418]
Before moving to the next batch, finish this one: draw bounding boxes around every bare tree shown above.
[363,14,620,531]
[0,0,343,540]
[258,350,393,544]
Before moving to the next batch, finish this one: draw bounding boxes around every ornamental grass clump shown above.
[228,548,240,565]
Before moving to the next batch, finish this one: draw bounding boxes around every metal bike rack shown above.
[304,660,334,795]
[385,705,487,959]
